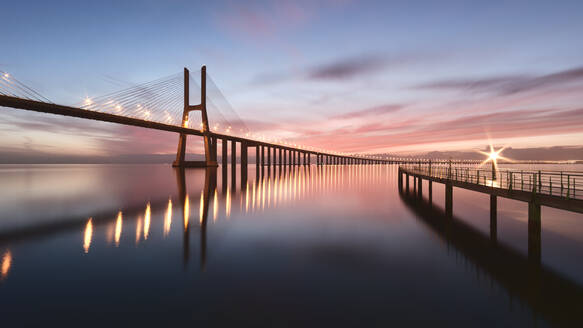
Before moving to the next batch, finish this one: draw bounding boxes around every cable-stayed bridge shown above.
[0,66,475,173]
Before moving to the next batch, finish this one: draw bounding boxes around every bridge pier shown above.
[222,139,228,190]
[241,142,248,189]
[405,173,409,192]
[231,140,236,189]
[528,201,542,264]
[490,195,497,242]
[255,145,259,180]
[277,148,282,166]
[418,176,422,198]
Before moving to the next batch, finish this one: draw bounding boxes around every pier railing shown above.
[400,164,583,200]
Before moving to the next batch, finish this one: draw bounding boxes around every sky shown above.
[1,0,583,161]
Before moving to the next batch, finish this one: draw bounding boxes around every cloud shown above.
[416,66,583,95]
[307,54,389,80]
[332,104,404,119]
[215,1,313,39]
[250,52,402,85]
[289,107,583,154]
[0,109,117,137]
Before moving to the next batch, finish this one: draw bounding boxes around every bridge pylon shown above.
[173,66,218,168]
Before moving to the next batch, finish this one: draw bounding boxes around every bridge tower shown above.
[173,66,218,167]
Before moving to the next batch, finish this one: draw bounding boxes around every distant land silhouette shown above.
[1,146,582,164]
[382,146,583,162]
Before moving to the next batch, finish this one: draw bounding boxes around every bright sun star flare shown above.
[478,144,513,169]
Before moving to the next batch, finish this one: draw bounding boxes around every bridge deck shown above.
[399,165,583,214]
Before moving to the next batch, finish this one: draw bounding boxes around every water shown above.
[1,164,582,326]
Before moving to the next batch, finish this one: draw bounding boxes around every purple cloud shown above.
[333,104,404,119]
[416,66,583,95]
[308,54,388,80]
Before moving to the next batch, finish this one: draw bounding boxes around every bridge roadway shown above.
[0,94,479,168]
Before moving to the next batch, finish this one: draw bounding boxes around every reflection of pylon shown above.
[173,66,218,167]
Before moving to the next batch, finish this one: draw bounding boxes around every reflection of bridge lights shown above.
[1,250,11,280]
[83,218,93,253]
[135,217,142,244]
[213,189,218,221]
[164,199,172,237]
[199,192,204,224]
[144,203,151,240]
[184,195,190,229]
[114,211,122,247]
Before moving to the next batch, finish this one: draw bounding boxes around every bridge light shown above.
[3,73,9,79]
[83,97,93,106]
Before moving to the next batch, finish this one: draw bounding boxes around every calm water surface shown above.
[1,164,582,327]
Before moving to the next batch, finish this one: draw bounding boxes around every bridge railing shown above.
[400,164,583,200]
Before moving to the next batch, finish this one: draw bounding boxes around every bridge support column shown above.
[528,201,541,264]
[490,195,497,242]
[406,174,409,192]
[418,176,422,198]
[231,140,236,189]
[445,183,453,218]
[222,139,228,189]
[267,147,271,167]
[308,154,311,165]
[241,143,248,189]
[278,148,282,166]
[211,136,217,163]
[255,145,259,180]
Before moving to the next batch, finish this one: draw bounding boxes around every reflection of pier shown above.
[399,189,583,327]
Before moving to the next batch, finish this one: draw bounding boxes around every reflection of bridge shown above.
[399,189,583,327]
[0,163,389,273]
[0,66,477,181]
